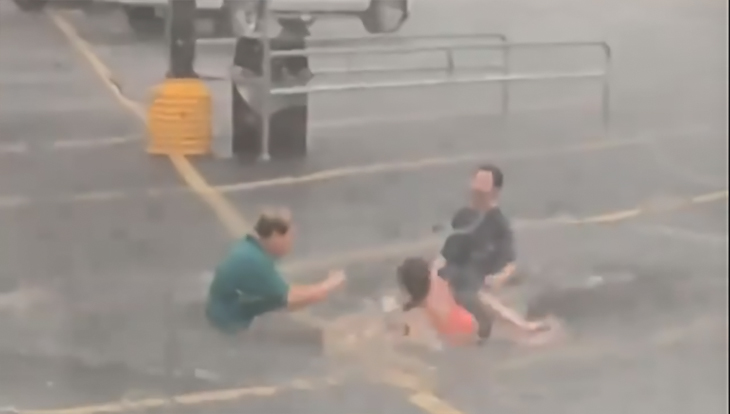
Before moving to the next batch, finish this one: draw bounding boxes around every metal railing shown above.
[253,1,611,161]
[198,31,509,47]
[268,39,611,119]
[304,33,510,76]
[270,71,607,96]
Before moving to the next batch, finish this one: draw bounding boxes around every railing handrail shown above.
[315,64,506,76]
[270,70,606,96]
[196,32,509,47]
[305,32,509,46]
[271,40,611,60]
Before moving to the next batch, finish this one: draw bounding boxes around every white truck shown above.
[64,0,411,37]
[11,1,411,37]
[11,0,46,11]
[11,0,84,12]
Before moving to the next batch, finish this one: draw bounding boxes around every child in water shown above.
[395,256,478,346]
[393,256,557,348]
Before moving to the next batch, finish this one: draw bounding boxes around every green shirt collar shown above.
[245,234,276,262]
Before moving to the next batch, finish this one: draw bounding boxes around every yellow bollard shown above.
[147,78,212,156]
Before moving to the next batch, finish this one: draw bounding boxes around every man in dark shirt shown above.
[438,164,520,341]
[448,205,517,292]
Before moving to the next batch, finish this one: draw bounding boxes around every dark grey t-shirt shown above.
[444,207,516,290]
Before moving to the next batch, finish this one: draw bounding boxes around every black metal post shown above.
[231,30,310,160]
[168,0,198,78]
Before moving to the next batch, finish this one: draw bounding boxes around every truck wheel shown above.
[82,1,116,16]
[124,6,164,37]
[12,0,48,12]
[360,0,409,34]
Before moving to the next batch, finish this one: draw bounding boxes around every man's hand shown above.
[485,262,516,292]
[286,270,345,310]
[321,270,346,292]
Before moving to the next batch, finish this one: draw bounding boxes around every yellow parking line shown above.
[409,393,466,414]
[47,10,447,414]
[48,11,467,414]
[49,15,144,119]
[691,190,729,204]
[0,142,28,154]
[0,135,140,157]
[0,195,29,209]
[47,13,727,414]
[0,132,711,213]
[51,135,141,149]
[214,137,645,194]
[212,128,713,194]
[495,315,723,373]
[281,189,729,275]
[167,153,249,237]
[378,370,468,414]
[17,375,340,414]
[48,12,249,240]
[0,137,652,213]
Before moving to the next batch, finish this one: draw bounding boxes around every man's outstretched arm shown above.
[478,290,548,336]
[285,284,329,311]
[235,261,343,313]
[286,270,345,311]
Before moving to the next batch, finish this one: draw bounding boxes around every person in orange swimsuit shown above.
[393,256,556,348]
[396,257,477,346]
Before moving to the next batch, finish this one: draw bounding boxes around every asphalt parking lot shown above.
[1,0,727,413]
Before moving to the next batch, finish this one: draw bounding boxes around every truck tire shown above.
[124,5,164,37]
[360,0,409,34]
[12,0,48,12]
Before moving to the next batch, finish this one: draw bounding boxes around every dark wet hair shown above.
[254,210,291,239]
[397,257,432,311]
[477,164,504,189]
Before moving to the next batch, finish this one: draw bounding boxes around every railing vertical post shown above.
[445,49,455,73]
[231,1,311,161]
[500,37,510,118]
[259,0,272,161]
[601,44,612,134]
[162,285,180,387]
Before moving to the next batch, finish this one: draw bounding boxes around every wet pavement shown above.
[0,2,234,409]
[1,0,728,413]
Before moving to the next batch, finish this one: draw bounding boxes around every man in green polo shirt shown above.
[206,210,345,334]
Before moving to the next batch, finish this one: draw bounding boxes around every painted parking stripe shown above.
[0,135,142,156]
[0,131,720,212]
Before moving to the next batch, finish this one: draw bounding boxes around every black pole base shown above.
[232,89,308,161]
[231,36,309,161]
